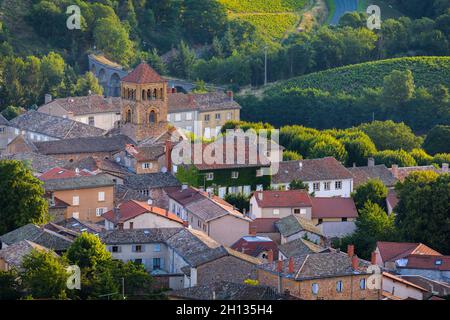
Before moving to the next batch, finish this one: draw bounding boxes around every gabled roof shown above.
[311,197,358,219]
[64,156,130,177]
[230,236,278,258]
[0,152,67,174]
[0,224,73,251]
[253,190,312,208]
[10,111,105,139]
[184,195,250,223]
[348,165,397,188]
[278,238,328,258]
[376,241,442,263]
[168,92,241,113]
[164,186,207,206]
[0,240,51,269]
[122,62,164,84]
[258,251,370,280]
[43,174,116,191]
[39,167,92,180]
[168,281,292,300]
[272,158,353,184]
[55,218,104,234]
[102,200,183,224]
[400,255,450,271]
[275,215,323,238]
[390,165,442,182]
[382,272,428,292]
[35,135,135,155]
[124,143,165,162]
[40,95,122,115]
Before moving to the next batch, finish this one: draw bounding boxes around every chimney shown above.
[347,244,354,257]
[371,251,377,265]
[249,226,257,237]
[442,163,449,173]
[258,192,263,201]
[368,157,375,167]
[268,250,274,263]
[183,221,189,228]
[288,257,294,274]
[391,164,399,178]
[75,168,80,176]
[188,94,194,104]
[277,260,283,273]
[226,90,234,101]
[113,206,121,224]
[171,86,176,94]
[352,255,359,270]
[44,94,52,104]
[165,140,172,173]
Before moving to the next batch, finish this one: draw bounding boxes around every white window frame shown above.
[174,113,181,122]
[98,192,105,202]
[324,181,331,191]
[206,172,214,181]
[72,196,80,206]
[186,112,192,120]
[335,181,343,190]
[142,162,153,169]
[96,207,107,217]
[273,209,280,215]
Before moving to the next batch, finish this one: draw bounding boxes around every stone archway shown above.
[110,73,121,97]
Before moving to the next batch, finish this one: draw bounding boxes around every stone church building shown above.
[118,62,169,142]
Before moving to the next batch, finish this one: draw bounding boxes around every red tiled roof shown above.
[39,167,92,180]
[376,241,442,263]
[250,218,279,233]
[310,197,358,219]
[386,189,400,210]
[231,236,278,259]
[253,190,312,208]
[102,200,183,224]
[122,62,164,84]
[404,255,450,271]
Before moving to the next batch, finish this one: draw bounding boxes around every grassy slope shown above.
[218,0,308,43]
[265,56,450,95]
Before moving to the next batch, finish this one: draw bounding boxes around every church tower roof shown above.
[122,62,164,84]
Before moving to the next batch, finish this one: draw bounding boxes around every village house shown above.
[390,163,449,181]
[6,110,105,146]
[0,152,67,176]
[0,224,73,254]
[164,185,251,246]
[348,157,397,188]
[398,275,450,298]
[43,174,117,223]
[100,227,261,290]
[250,190,358,239]
[256,246,380,300]
[271,158,354,197]
[381,272,429,300]
[117,172,181,208]
[394,255,450,283]
[113,142,166,174]
[374,241,442,269]
[173,138,272,198]
[167,91,241,138]
[64,155,131,180]
[18,134,135,163]
[38,94,123,131]
[0,240,53,272]
[102,200,184,230]
[39,167,92,180]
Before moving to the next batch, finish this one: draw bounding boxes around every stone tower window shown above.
[126,110,132,123]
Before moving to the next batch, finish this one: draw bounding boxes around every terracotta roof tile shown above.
[310,197,358,219]
[376,241,442,262]
[402,255,450,271]
[253,190,312,208]
[39,167,92,180]
[122,62,164,84]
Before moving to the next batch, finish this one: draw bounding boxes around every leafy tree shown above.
[0,270,22,300]
[75,72,103,96]
[334,201,396,260]
[224,193,250,213]
[432,153,450,166]
[381,70,415,106]
[374,150,417,167]
[171,41,197,79]
[358,120,423,151]
[192,79,208,94]
[65,233,111,270]
[423,125,450,155]
[409,148,433,165]
[147,48,167,75]
[308,135,347,163]
[0,160,49,234]
[395,171,450,254]
[283,150,302,161]
[339,12,367,29]
[289,179,308,191]
[352,179,388,210]
[338,133,377,167]
[93,16,135,67]
[21,250,68,299]
[175,165,199,187]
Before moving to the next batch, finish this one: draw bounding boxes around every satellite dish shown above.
[147,199,153,205]
[161,166,168,173]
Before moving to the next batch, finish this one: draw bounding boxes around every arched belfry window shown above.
[142,90,146,101]
[126,109,132,123]
[153,89,157,99]
[149,110,156,124]
[160,88,164,100]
